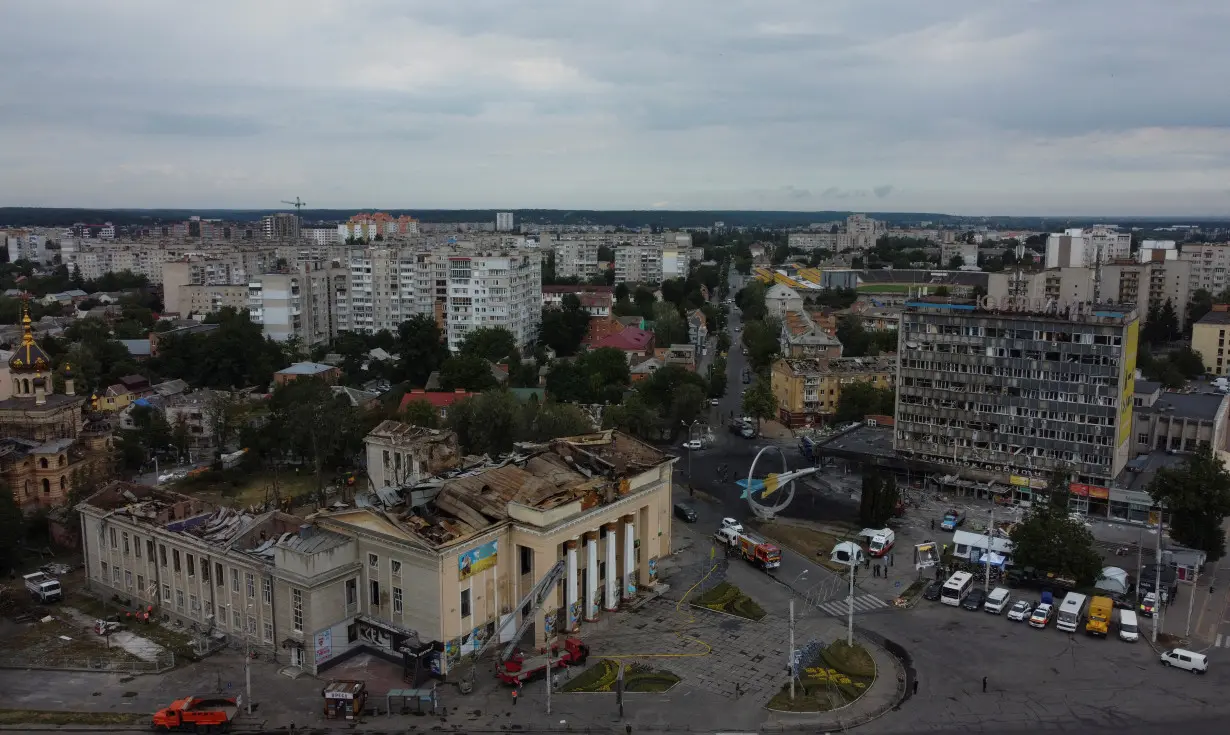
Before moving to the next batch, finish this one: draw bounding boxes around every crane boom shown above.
[457,559,567,694]
[280,197,306,213]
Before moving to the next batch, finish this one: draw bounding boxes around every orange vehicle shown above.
[151,696,238,732]
[736,532,781,570]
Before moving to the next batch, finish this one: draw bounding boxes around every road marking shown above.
[1217,634,1224,648]
[815,593,890,617]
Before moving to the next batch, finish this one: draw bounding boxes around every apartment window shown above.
[263,621,274,643]
[201,561,209,583]
[134,536,142,559]
[231,568,240,593]
[262,578,272,604]
[245,572,256,599]
[100,560,108,580]
[292,589,304,632]
[189,594,199,614]
[109,528,117,549]
[159,544,168,567]
[391,559,402,578]
[112,567,121,586]
[247,616,257,636]
[215,563,224,586]
[520,546,532,575]
[370,580,381,607]
[460,588,471,618]
[1138,433,1149,444]
[393,587,403,614]
[125,570,133,590]
[205,600,214,618]
[162,584,172,602]
[122,532,130,555]
[187,554,195,577]
[368,553,379,568]
[232,609,242,628]
[146,539,154,559]
[175,590,185,610]
[173,549,181,573]
[346,578,358,606]
[137,575,145,597]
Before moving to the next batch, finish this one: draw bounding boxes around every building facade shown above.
[1179,244,1230,295]
[445,252,542,352]
[1192,306,1230,375]
[614,244,663,285]
[894,300,1139,495]
[771,356,896,427]
[495,212,515,232]
[553,240,600,281]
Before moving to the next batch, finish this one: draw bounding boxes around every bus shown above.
[941,571,974,607]
[1056,592,1088,633]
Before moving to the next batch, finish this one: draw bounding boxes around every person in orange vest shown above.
[512,685,519,706]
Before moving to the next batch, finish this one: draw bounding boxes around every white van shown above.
[984,587,1011,614]
[1118,609,1139,642]
[1160,648,1208,674]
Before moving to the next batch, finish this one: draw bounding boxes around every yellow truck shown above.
[1086,595,1114,637]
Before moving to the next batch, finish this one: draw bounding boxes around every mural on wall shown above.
[444,638,461,669]
[314,629,333,665]
[544,610,556,637]
[459,539,499,581]
[648,557,658,580]
[626,571,638,596]
[568,601,581,628]
[460,621,495,656]
[592,588,604,614]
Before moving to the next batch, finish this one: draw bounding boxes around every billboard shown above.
[1119,320,1139,447]
[458,539,498,581]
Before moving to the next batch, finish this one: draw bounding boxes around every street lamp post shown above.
[789,569,808,701]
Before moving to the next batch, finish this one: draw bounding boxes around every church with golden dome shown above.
[1,304,116,512]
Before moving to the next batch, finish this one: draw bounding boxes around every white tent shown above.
[830,541,865,565]
[978,551,1008,567]
[1095,566,1131,596]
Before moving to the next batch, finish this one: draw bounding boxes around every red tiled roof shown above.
[542,285,614,294]
[400,389,474,412]
[593,327,653,351]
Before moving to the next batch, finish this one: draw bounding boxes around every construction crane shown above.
[280,197,306,214]
[457,559,567,695]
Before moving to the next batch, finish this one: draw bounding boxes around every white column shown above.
[585,533,599,621]
[604,523,618,610]
[566,539,580,631]
[622,514,636,601]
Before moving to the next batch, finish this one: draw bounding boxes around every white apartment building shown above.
[788,214,883,252]
[339,213,419,242]
[248,262,349,346]
[845,214,881,250]
[1087,227,1133,262]
[446,251,541,352]
[76,242,199,285]
[3,231,51,265]
[1045,228,1130,269]
[941,241,979,268]
[302,228,340,247]
[1138,240,1178,263]
[162,251,283,313]
[495,212,515,232]
[615,243,663,284]
[661,241,690,281]
[1179,244,1230,295]
[553,240,601,281]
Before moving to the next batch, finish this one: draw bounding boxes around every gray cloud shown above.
[0,0,1227,215]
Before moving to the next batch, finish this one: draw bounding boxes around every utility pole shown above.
[1185,566,1200,638]
[847,554,856,646]
[788,598,796,700]
[244,635,252,714]
[1152,512,1164,644]
[1135,525,1144,604]
[984,506,994,594]
[546,635,553,715]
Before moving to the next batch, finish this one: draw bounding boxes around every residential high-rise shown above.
[1179,243,1230,295]
[445,251,541,352]
[261,213,299,240]
[248,261,349,346]
[495,212,515,232]
[3,230,50,265]
[553,240,600,280]
[615,243,663,284]
[338,212,419,242]
[895,299,1139,497]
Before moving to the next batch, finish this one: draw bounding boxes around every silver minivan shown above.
[1118,609,1139,642]
[984,587,1011,614]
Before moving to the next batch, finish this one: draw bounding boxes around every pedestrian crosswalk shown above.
[1215,634,1228,648]
[815,593,890,618]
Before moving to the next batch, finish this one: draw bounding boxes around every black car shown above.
[923,581,943,601]
[962,588,988,611]
[673,503,698,523]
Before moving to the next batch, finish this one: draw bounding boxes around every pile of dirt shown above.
[0,586,37,621]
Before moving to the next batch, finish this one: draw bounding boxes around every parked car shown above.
[710,398,720,406]
[1139,592,1158,618]
[1160,648,1208,674]
[673,503,698,523]
[1029,603,1055,628]
[962,588,988,611]
[1007,599,1034,622]
[922,582,943,601]
[720,517,744,533]
[682,439,702,450]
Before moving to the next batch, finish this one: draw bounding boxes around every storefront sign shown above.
[324,690,354,700]
[458,539,498,581]
[1070,483,1110,500]
[1009,475,1048,489]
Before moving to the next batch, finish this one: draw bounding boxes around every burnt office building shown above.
[894,299,1138,504]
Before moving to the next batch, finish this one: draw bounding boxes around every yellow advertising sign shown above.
[761,473,781,498]
[1009,475,1030,487]
[1118,320,1139,447]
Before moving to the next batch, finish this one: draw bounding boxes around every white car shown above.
[720,517,743,533]
[710,398,720,405]
[1006,599,1033,622]
[682,439,702,450]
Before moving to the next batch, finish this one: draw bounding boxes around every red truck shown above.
[497,637,590,686]
[737,532,781,570]
[151,696,239,732]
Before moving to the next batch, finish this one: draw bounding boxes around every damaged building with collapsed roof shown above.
[78,428,676,678]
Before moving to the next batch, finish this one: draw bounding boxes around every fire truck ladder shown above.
[457,559,567,694]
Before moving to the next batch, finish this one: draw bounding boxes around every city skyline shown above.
[2,1,1228,216]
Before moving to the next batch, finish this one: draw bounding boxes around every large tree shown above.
[394,315,449,387]
[741,319,781,371]
[539,294,591,356]
[439,355,499,392]
[0,481,26,574]
[400,398,440,428]
[741,376,779,433]
[268,377,358,505]
[447,391,525,456]
[1009,472,1103,584]
[1147,444,1230,562]
[651,301,689,347]
[859,471,900,528]
[835,382,895,423]
[458,327,517,363]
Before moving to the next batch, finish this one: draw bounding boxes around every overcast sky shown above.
[2,0,1228,216]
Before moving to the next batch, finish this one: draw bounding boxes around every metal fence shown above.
[0,651,175,674]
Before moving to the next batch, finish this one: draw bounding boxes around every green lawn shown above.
[691,581,766,621]
[767,641,876,712]
[856,283,916,293]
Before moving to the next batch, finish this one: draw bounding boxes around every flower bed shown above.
[766,641,876,712]
[561,659,681,693]
[691,581,766,621]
